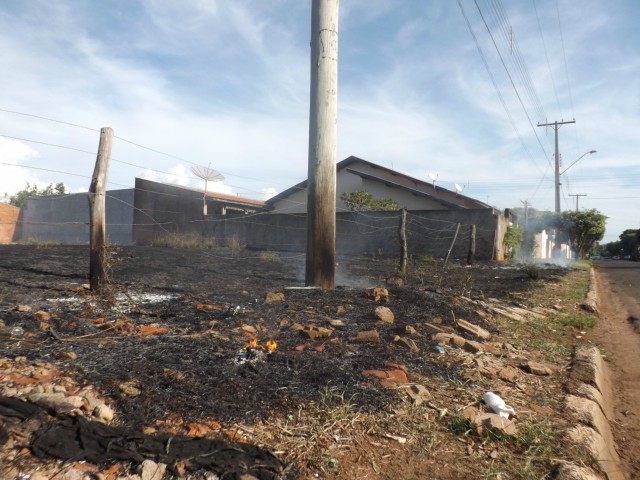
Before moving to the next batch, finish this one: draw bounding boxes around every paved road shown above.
[595,260,640,322]
[592,260,640,478]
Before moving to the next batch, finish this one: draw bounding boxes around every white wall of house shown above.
[533,229,574,260]
[270,161,449,214]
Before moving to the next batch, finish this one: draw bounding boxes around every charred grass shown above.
[0,246,600,479]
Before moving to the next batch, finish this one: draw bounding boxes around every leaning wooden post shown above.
[467,224,476,265]
[88,127,113,292]
[306,0,339,289]
[443,222,461,268]
[399,208,408,277]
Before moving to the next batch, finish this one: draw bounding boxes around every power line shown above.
[473,0,552,168]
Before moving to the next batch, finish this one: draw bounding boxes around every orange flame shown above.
[244,337,260,350]
[242,332,276,352]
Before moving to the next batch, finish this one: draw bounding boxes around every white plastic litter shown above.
[483,391,516,419]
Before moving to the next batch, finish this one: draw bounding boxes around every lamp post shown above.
[555,150,596,213]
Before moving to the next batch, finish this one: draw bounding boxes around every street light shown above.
[555,149,597,213]
[560,150,597,175]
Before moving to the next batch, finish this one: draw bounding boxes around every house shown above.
[265,156,506,260]
[17,179,269,245]
[267,156,491,213]
[15,160,507,261]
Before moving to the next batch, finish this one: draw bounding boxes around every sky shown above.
[0,0,638,243]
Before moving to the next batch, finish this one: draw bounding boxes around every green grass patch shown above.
[555,312,596,330]
[564,276,590,301]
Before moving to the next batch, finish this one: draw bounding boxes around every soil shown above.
[589,261,640,478]
[0,245,614,479]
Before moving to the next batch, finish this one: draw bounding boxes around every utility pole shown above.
[306,0,339,289]
[520,199,529,229]
[89,127,113,293]
[537,119,575,213]
[569,193,587,211]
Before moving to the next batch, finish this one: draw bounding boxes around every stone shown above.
[326,318,346,328]
[33,310,51,321]
[93,404,114,423]
[16,305,31,312]
[553,461,603,480]
[456,319,491,339]
[474,413,518,436]
[432,332,455,343]
[394,336,420,353]
[355,330,380,343]
[385,276,405,287]
[141,459,167,480]
[374,306,395,324]
[405,384,432,405]
[119,381,141,396]
[405,325,418,335]
[368,287,389,302]
[524,361,553,376]
[363,366,408,387]
[497,366,520,382]
[463,339,483,354]
[302,326,333,339]
[27,393,84,414]
[62,351,78,360]
[263,292,285,304]
[137,325,167,336]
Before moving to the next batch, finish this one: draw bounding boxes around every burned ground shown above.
[0,245,581,479]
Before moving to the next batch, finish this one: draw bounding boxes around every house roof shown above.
[135,178,268,210]
[266,156,491,210]
[204,190,268,209]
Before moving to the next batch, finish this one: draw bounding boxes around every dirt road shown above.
[592,260,640,477]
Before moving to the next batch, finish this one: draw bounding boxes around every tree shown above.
[502,225,523,260]
[340,190,401,211]
[8,182,67,208]
[619,229,639,257]
[559,209,607,259]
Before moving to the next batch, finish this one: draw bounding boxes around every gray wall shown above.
[133,180,503,260]
[20,189,135,245]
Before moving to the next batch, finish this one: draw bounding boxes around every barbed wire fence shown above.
[0,113,504,277]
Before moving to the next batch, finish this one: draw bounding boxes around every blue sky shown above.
[0,0,638,243]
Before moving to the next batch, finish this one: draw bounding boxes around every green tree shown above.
[559,209,607,259]
[8,182,67,208]
[340,190,401,211]
[619,229,639,256]
[502,225,523,260]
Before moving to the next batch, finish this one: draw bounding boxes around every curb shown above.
[557,268,625,480]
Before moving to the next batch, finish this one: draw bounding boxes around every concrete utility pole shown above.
[306,0,339,289]
[537,119,575,213]
[569,193,587,211]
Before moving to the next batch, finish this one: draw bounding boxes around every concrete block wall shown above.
[19,189,135,245]
[133,180,504,260]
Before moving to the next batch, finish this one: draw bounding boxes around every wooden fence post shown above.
[89,127,113,292]
[443,223,461,268]
[467,224,476,265]
[399,208,408,277]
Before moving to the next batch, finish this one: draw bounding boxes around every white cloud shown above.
[0,137,42,196]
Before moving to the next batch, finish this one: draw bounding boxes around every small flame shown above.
[244,337,260,350]
[242,332,276,352]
